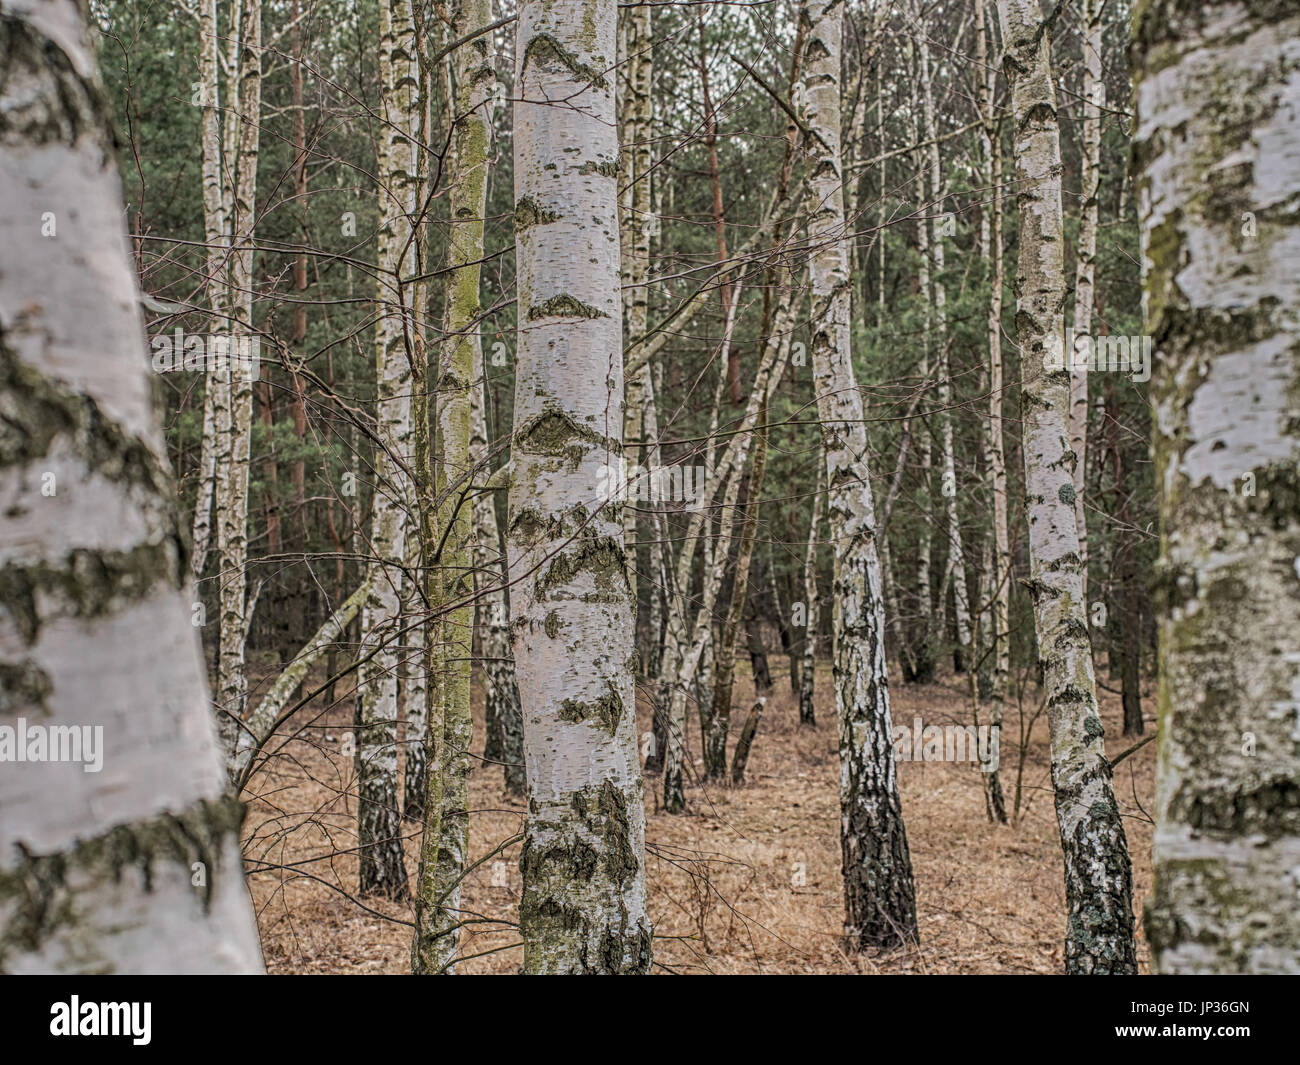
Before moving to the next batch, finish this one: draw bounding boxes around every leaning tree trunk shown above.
[508,0,651,973]
[998,0,1136,973]
[1134,0,1300,973]
[0,0,263,972]
[357,0,420,901]
[803,0,918,952]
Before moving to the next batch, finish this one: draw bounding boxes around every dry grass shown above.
[242,659,1156,974]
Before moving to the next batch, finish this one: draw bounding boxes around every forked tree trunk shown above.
[803,0,917,951]
[1134,0,1300,973]
[998,0,1136,973]
[0,0,263,972]
[508,0,651,973]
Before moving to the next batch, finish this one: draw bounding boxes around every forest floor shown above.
[241,658,1157,974]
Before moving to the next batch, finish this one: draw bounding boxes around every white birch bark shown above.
[1069,0,1104,603]
[803,0,917,950]
[620,3,653,614]
[976,0,1008,823]
[0,0,262,972]
[190,0,225,581]
[998,0,1136,972]
[357,0,419,900]
[1134,0,1300,973]
[508,0,651,972]
[213,0,262,773]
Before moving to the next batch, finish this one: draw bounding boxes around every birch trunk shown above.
[998,0,1136,972]
[190,0,225,581]
[914,0,972,672]
[621,3,654,622]
[470,346,525,797]
[906,54,934,685]
[0,0,263,972]
[1069,0,1104,604]
[357,0,419,900]
[1134,0,1300,973]
[977,0,1008,823]
[215,0,262,772]
[419,0,496,971]
[803,0,918,951]
[508,0,651,972]
[798,453,825,726]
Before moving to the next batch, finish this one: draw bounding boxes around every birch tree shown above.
[508,0,651,973]
[975,0,1008,823]
[1134,0,1300,973]
[470,347,525,798]
[798,454,824,726]
[997,0,1136,972]
[357,0,420,899]
[0,0,263,972]
[803,0,918,950]
[416,0,497,971]
[214,0,262,770]
[1069,0,1104,602]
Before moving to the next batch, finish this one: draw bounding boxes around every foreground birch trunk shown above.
[508,0,651,972]
[997,0,1136,972]
[1134,0,1300,973]
[0,0,263,972]
[802,0,917,951]
[357,0,420,900]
